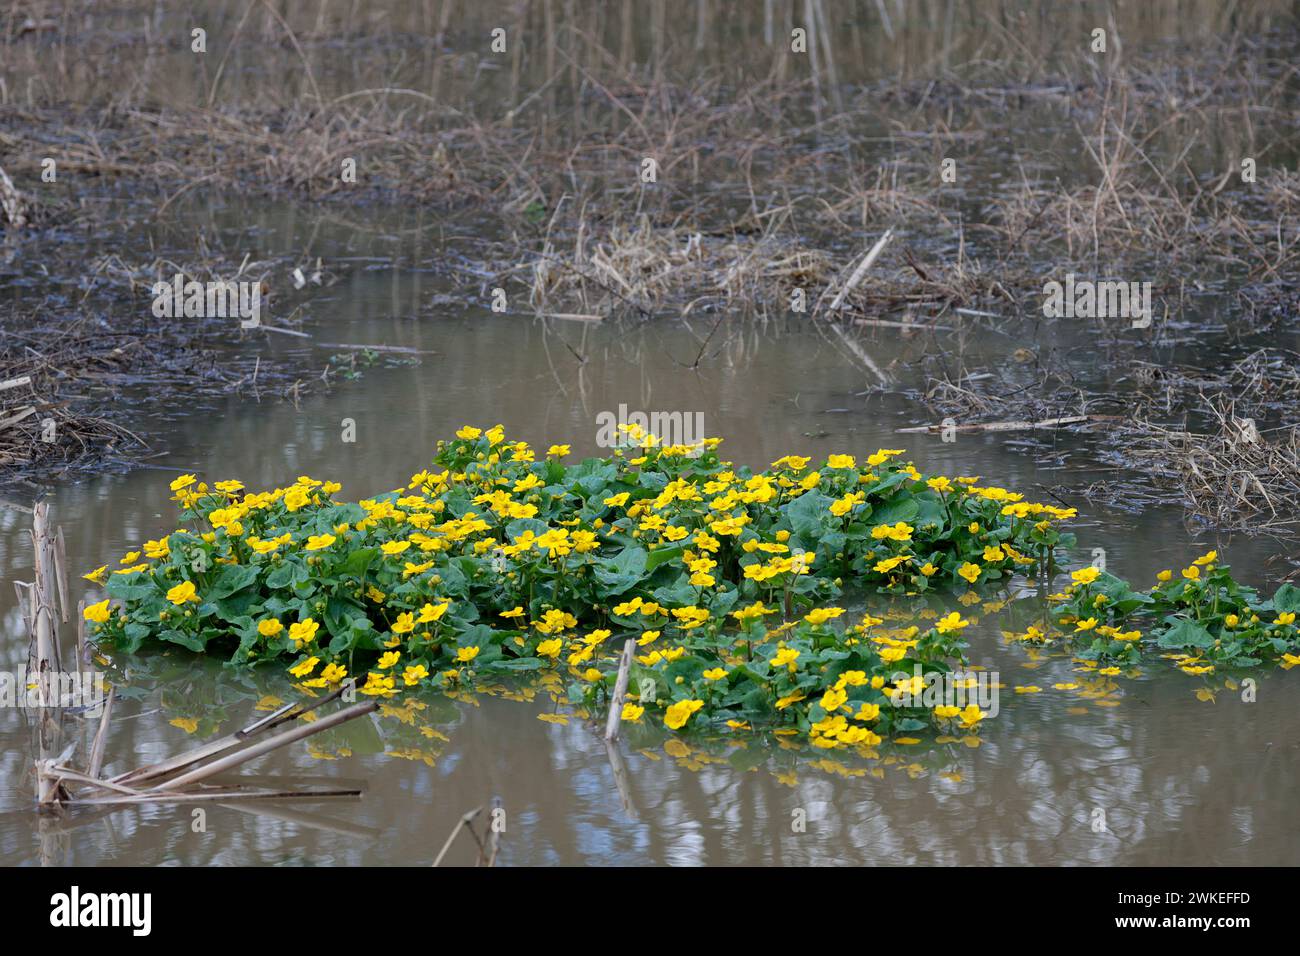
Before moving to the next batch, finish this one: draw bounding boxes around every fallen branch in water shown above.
[431,798,505,866]
[896,414,1123,434]
[821,228,894,314]
[432,805,482,867]
[36,692,378,810]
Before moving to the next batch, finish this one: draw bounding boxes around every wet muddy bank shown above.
[1,0,1297,515]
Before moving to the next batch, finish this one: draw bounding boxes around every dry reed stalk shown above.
[604,638,636,741]
[39,695,379,809]
[432,806,483,867]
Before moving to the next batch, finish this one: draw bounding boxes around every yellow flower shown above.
[84,600,112,624]
[288,618,319,647]
[957,562,981,584]
[1182,565,1200,580]
[769,647,800,671]
[360,672,398,697]
[621,703,644,722]
[1071,566,1101,585]
[403,664,429,686]
[321,663,348,683]
[664,699,704,730]
[83,566,108,584]
[935,611,968,634]
[304,533,336,551]
[289,656,320,678]
[820,687,847,712]
[378,651,401,669]
[702,667,728,680]
[258,618,283,637]
[166,580,199,605]
[854,703,880,721]
[417,602,450,624]
[536,638,563,659]
[456,646,480,663]
[805,607,845,626]
[870,521,914,542]
[1156,569,1172,582]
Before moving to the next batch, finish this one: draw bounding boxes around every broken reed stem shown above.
[54,526,70,624]
[484,799,502,867]
[48,765,145,797]
[36,694,376,810]
[75,599,86,666]
[66,788,364,807]
[432,806,482,867]
[824,228,894,314]
[36,742,79,806]
[87,690,114,780]
[146,700,379,792]
[604,638,636,741]
[29,503,61,697]
[115,684,348,785]
[896,414,1098,434]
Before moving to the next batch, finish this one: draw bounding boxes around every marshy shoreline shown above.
[1,0,1297,540]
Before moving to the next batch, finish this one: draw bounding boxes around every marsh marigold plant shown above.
[82,426,1299,746]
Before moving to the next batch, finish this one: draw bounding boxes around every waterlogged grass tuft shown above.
[81,427,1300,751]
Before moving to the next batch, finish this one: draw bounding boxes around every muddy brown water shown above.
[3,237,1299,866]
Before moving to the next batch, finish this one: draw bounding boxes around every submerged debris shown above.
[37,692,378,810]
[1129,399,1300,534]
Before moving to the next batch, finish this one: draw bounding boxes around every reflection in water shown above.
[3,532,1298,866]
